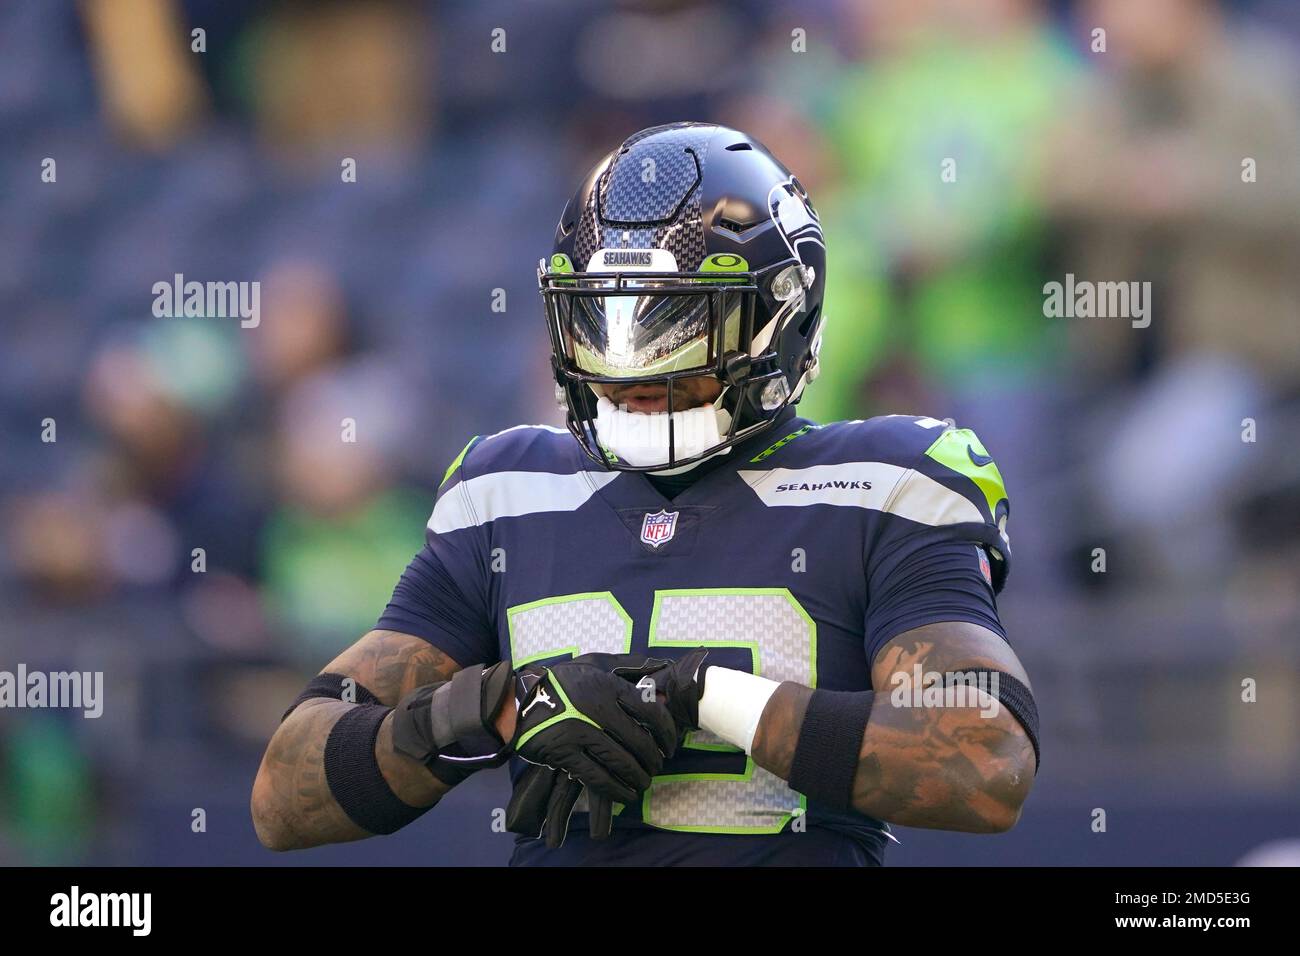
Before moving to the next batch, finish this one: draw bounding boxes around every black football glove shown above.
[391,661,516,786]
[505,763,587,848]
[511,657,679,815]
[633,647,709,734]
[506,650,709,848]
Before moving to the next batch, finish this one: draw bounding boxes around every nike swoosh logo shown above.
[967,445,994,467]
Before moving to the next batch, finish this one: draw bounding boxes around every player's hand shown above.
[506,650,709,848]
[630,647,709,734]
[553,649,709,733]
[511,658,679,808]
[505,764,587,848]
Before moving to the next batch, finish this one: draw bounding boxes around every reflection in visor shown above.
[567,290,741,378]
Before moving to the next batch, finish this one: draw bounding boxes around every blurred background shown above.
[1,0,1298,866]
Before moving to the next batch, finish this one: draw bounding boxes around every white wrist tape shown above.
[697,667,781,754]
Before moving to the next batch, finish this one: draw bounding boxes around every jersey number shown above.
[507,588,816,834]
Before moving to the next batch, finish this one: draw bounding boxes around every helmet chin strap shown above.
[593,390,733,473]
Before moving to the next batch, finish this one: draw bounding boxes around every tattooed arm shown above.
[750,621,1036,833]
[251,629,514,851]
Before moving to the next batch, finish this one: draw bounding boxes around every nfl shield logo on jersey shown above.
[640,509,679,549]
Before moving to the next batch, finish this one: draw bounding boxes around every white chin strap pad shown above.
[594,394,731,469]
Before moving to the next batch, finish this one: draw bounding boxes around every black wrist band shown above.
[324,703,428,835]
[787,688,875,813]
[282,672,380,722]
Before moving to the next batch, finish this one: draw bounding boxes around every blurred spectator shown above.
[1,717,95,864]
[246,1,432,160]
[81,0,209,149]
[804,0,1078,418]
[796,0,1080,588]
[247,259,352,392]
[1046,0,1300,585]
[81,322,262,583]
[260,357,428,661]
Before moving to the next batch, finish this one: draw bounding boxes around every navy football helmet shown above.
[540,122,827,471]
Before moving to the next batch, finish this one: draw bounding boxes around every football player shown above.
[251,123,1038,866]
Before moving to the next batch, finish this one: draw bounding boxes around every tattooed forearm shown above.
[252,698,368,849]
[323,628,461,703]
[251,630,463,851]
[848,662,1034,832]
[751,621,1036,833]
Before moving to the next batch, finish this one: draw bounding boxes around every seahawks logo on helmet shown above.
[769,177,824,263]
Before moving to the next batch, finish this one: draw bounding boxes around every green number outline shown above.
[504,587,817,835]
[507,592,632,668]
[643,587,816,834]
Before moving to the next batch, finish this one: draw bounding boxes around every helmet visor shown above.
[556,279,743,378]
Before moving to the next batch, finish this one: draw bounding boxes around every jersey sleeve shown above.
[863,424,1012,666]
[375,437,498,666]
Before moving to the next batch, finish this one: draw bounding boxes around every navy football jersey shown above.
[378,410,1012,866]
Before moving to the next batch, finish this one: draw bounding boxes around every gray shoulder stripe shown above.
[483,423,568,440]
[429,470,618,533]
[738,462,983,527]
